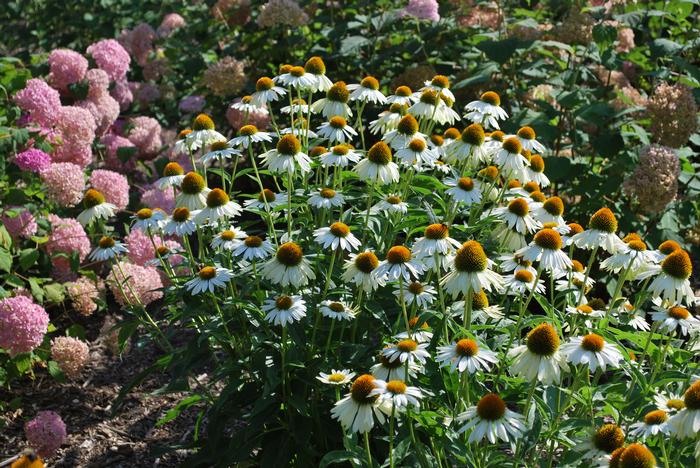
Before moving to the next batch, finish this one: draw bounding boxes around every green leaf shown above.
[476,38,522,64]
[156,394,203,427]
[649,39,683,57]
[319,450,362,467]
[43,283,65,303]
[592,24,617,48]
[0,249,12,273]
[47,360,66,383]
[18,249,39,270]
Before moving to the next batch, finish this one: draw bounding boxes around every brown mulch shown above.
[0,315,205,467]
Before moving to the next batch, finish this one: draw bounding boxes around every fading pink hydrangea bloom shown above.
[41,162,85,207]
[158,13,186,37]
[257,0,308,27]
[45,214,91,280]
[1,207,37,240]
[202,56,247,97]
[52,106,97,167]
[100,132,137,171]
[400,0,440,22]
[119,23,156,66]
[133,82,161,104]
[14,148,51,172]
[14,78,62,126]
[179,95,206,114]
[25,411,67,458]
[141,185,176,213]
[0,296,49,356]
[128,116,162,159]
[111,78,134,110]
[51,336,90,378]
[647,82,698,148]
[86,39,131,81]
[616,28,635,53]
[48,49,88,92]
[107,261,163,306]
[65,276,101,316]
[89,169,129,210]
[623,145,681,214]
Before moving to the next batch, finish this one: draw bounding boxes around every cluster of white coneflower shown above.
[83,56,698,467]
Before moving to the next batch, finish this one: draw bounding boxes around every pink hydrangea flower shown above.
[111,78,134,110]
[14,148,51,172]
[179,95,206,114]
[119,23,156,66]
[86,39,131,81]
[1,207,37,240]
[100,132,137,171]
[48,49,88,92]
[126,227,157,266]
[133,82,161,104]
[141,186,175,213]
[41,162,85,207]
[14,78,62,127]
[127,116,162,159]
[51,336,90,378]
[401,0,440,22]
[107,261,164,306]
[45,214,90,280]
[25,411,67,458]
[84,68,110,98]
[89,169,129,211]
[78,93,120,136]
[51,106,97,168]
[65,276,101,316]
[0,296,49,356]
[158,13,186,37]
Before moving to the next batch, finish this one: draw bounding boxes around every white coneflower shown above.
[320,300,355,321]
[370,103,405,135]
[280,97,309,115]
[342,250,386,292]
[435,96,461,126]
[308,187,345,209]
[319,145,361,168]
[77,189,116,226]
[532,196,565,226]
[382,338,430,366]
[395,137,438,167]
[518,228,573,272]
[211,228,247,251]
[572,208,626,253]
[311,81,353,119]
[262,294,306,326]
[156,162,186,190]
[375,246,425,282]
[601,239,656,278]
[163,207,197,236]
[348,76,386,104]
[281,117,317,139]
[669,380,700,439]
[394,317,433,343]
[187,114,226,150]
[394,281,436,308]
[491,197,541,235]
[228,124,273,149]
[443,241,504,297]
[412,224,462,259]
[561,334,624,372]
[371,354,419,381]
[262,241,316,287]
[526,154,550,188]
[260,134,311,174]
[456,393,526,443]
[621,303,651,331]
[516,126,546,153]
[503,269,546,295]
[132,207,166,232]
[579,424,626,460]
[629,409,671,439]
[89,236,128,261]
[370,380,422,413]
[508,323,569,385]
[464,91,509,129]
[565,304,605,329]
[185,265,234,295]
[317,369,355,386]
[386,85,415,106]
[650,298,699,336]
[250,76,286,107]
[193,188,242,225]
[230,96,263,115]
[176,172,211,211]
[276,65,315,90]
[652,240,683,263]
[244,189,288,211]
[313,222,361,252]
[383,114,425,150]
[373,194,408,214]
[637,249,695,306]
[354,141,400,185]
[304,56,333,92]
[498,253,537,276]
[494,137,529,181]
[436,338,498,374]
[173,129,193,155]
[433,159,452,174]
[200,140,240,165]
[447,123,489,165]
[408,89,441,120]
[331,374,385,433]
[554,259,595,298]
[316,116,358,144]
[654,392,686,413]
[233,235,275,261]
[444,176,482,205]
